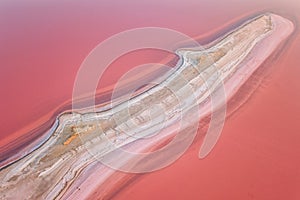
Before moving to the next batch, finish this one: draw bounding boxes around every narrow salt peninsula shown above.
[0,13,294,199]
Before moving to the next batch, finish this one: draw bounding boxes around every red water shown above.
[1,0,300,199]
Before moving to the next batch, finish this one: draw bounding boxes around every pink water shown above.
[1,0,300,199]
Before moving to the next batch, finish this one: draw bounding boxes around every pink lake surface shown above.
[1,0,300,199]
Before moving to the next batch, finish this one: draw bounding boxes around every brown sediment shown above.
[0,54,177,168]
[0,13,294,200]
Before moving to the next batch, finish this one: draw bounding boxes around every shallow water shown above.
[0,0,300,199]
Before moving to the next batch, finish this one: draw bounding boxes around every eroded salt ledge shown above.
[0,13,294,200]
